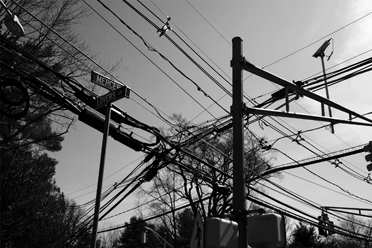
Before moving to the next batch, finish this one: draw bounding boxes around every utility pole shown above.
[89,84,130,248]
[231,37,248,248]
[90,103,112,248]
[229,36,372,247]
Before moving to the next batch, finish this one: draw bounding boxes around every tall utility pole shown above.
[230,36,372,247]
[231,37,248,248]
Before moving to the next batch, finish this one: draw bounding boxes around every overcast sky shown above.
[52,0,372,230]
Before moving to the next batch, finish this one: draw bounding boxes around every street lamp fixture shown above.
[1,0,25,37]
[312,38,331,58]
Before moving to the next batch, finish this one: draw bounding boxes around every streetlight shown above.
[1,0,25,37]
[313,38,334,133]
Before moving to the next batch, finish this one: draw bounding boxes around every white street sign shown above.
[91,71,126,91]
[93,86,129,109]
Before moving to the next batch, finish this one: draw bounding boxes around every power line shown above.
[66,156,144,196]
[10,0,177,128]
[263,11,372,69]
[184,0,231,46]
[94,0,223,119]
[121,0,231,112]
[6,1,372,242]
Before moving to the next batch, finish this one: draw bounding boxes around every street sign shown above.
[91,71,125,91]
[93,86,130,109]
[190,212,204,248]
[89,72,131,248]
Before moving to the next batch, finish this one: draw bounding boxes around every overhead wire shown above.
[244,162,372,240]
[101,183,187,221]
[1,16,175,248]
[6,0,372,242]
[150,0,233,85]
[54,155,162,247]
[184,0,231,46]
[65,155,144,197]
[284,170,372,204]
[59,121,368,242]
[255,59,372,178]
[91,1,372,239]
[2,1,253,245]
[137,0,233,93]
[261,11,372,69]
[181,107,372,214]
[140,0,237,122]
[95,0,225,118]
[136,1,315,150]
[172,147,371,241]
[83,0,216,127]
[97,195,213,234]
[249,87,371,188]
[182,0,372,186]
[265,147,372,204]
[5,15,240,231]
[10,0,179,129]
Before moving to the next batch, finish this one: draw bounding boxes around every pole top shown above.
[232,36,243,42]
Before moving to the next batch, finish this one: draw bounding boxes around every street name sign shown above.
[89,72,131,247]
[93,86,130,109]
[91,71,125,91]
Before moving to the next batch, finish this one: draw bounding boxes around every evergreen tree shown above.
[288,222,319,248]
[176,208,195,248]
[0,1,101,247]
[116,216,153,248]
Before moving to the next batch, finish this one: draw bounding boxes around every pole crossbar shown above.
[241,59,372,125]
[246,107,372,127]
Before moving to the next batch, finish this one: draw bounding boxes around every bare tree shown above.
[339,214,372,247]
[136,114,280,247]
[97,221,121,248]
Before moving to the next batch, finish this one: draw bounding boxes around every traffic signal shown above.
[318,215,327,236]
[327,221,335,236]
[141,231,147,244]
[364,141,372,171]
[364,141,372,161]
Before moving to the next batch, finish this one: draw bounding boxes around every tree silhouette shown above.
[0,0,109,247]
[115,216,163,248]
[176,208,195,248]
[136,114,279,247]
[288,222,319,248]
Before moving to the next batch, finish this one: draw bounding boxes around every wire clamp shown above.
[157,16,172,37]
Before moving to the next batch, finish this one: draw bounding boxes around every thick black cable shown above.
[95,0,221,118]
[122,0,231,110]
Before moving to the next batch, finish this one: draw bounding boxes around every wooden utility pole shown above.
[231,37,248,248]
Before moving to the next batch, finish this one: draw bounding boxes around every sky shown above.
[51,0,372,232]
